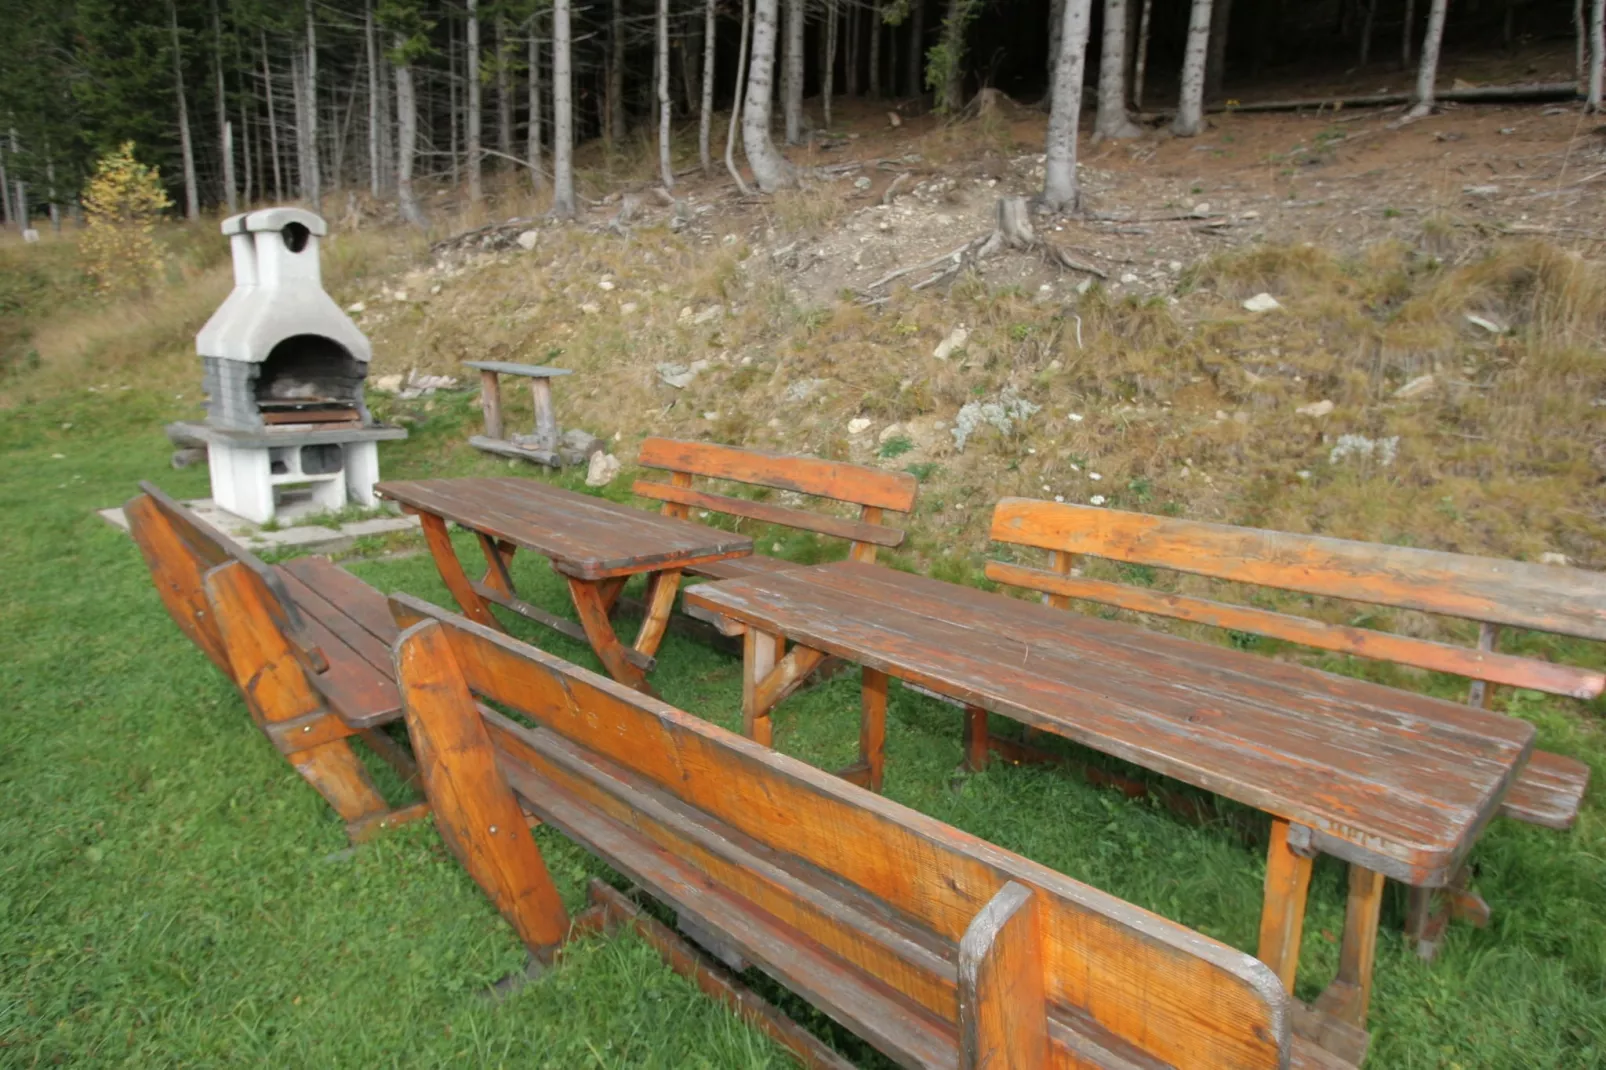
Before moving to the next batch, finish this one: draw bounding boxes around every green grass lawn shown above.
[3,386,1603,1067]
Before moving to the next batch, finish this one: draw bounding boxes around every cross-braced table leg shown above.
[1256,817,1314,995]
[1315,864,1386,1028]
[565,568,684,695]
[417,511,502,630]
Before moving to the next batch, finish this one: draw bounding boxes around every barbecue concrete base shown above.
[99,495,419,555]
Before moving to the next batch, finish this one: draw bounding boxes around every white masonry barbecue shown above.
[177,208,405,524]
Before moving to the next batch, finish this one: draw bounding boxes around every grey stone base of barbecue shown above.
[98,495,420,555]
[167,421,408,448]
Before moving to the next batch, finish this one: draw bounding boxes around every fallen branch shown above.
[881,172,913,205]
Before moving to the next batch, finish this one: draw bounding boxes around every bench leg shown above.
[858,668,888,793]
[1256,817,1314,995]
[568,577,654,695]
[742,630,782,746]
[1315,864,1385,1028]
[396,619,570,955]
[205,561,391,829]
[962,705,990,772]
[958,882,1050,1069]
[419,512,502,631]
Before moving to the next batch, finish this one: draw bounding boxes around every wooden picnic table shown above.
[377,477,751,692]
[683,558,1536,1027]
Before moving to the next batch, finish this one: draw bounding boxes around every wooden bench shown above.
[388,593,1361,1069]
[126,481,428,841]
[633,437,919,584]
[985,498,1596,957]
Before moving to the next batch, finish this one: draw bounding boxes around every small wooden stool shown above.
[466,361,573,467]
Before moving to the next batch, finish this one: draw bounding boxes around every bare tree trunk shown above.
[169,0,200,220]
[1402,0,1416,66]
[528,15,546,189]
[869,1,883,97]
[823,0,838,127]
[212,0,237,213]
[304,0,321,212]
[552,0,578,217]
[263,34,284,201]
[1578,0,1588,91]
[783,0,804,143]
[658,0,674,187]
[845,0,860,97]
[0,148,10,228]
[1203,0,1231,102]
[1171,0,1212,136]
[726,0,754,192]
[609,0,625,147]
[448,13,460,187]
[1043,0,1093,211]
[1358,0,1376,64]
[744,0,796,188]
[940,0,965,110]
[906,0,925,96]
[394,49,426,228]
[1047,0,1066,84]
[46,154,60,232]
[366,0,381,196]
[699,0,717,172]
[682,21,702,115]
[1094,0,1141,138]
[241,101,254,205]
[467,0,483,205]
[1406,0,1448,118]
[1589,0,1604,112]
[10,130,26,231]
[498,17,515,164]
[1132,0,1152,107]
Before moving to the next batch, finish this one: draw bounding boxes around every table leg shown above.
[477,534,518,598]
[859,667,888,793]
[1257,817,1315,995]
[599,576,628,617]
[1315,864,1385,1028]
[633,569,682,657]
[567,576,654,694]
[742,630,782,746]
[963,705,990,771]
[418,512,502,631]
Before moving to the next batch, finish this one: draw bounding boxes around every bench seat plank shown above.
[1502,750,1591,830]
[274,561,401,728]
[687,553,801,582]
[685,561,1534,885]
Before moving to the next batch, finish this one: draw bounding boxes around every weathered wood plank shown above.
[958,882,1048,1069]
[991,498,1606,641]
[633,481,907,548]
[637,438,919,513]
[986,562,1605,700]
[389,595,1293,1069]
[1502,749,1591,830]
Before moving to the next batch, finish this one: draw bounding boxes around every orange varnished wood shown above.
[990,498,1606,641]
[632,568,683,656]
[128,485,426,839]
[860,667,889,793]
[637,438,920,513]
[393,620,570,952]
[206,562,390,825]
[634,438,917,577]
[686,560,1532,885]
[390,594,1294,1070]
[633,481,907,548]
[569,576,653,693]
[417,511,503,630]
[986,562,1605,700]
[958,882,1049,1069]
[1315,866,1386,1028]
[1258,819,1315,994]
[1500,750,1592,830]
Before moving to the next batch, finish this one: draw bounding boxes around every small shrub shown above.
[79,143,172,296]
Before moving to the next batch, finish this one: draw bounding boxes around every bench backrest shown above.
[633,437,919,563]
[987,498,1606,703]
[389,593,1291,1070]
[125,481,327,676]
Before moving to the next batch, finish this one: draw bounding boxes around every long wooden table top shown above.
[684,560,1536,885]
[376,477,753,581]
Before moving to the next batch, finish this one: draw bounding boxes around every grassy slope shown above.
[2,216,1604,1065]
[2,383,1603,1067]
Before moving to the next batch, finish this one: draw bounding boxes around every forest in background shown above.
[0,0,1602,230]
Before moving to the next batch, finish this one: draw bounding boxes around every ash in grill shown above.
[174,208,405,524]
